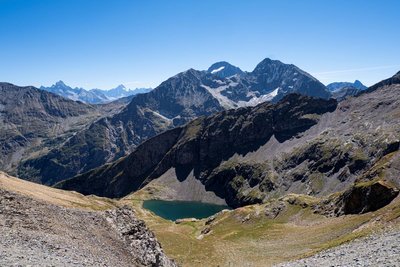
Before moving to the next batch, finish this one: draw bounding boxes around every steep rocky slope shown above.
[0,83,102,173]
[0,172,176,267]
[58,72,400,210]
[18,69,224,184]
[57,94,337,204]
[19,58,331,185]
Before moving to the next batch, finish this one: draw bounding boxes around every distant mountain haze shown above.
[40,81,152,104]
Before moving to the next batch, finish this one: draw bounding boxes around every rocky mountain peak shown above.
[115,84,126,90]
[54,80,68,87]
[354,80,363,87]
[252,58,285,73]
[247,58,330,101]
[168,69,205,85]
[207,61,243,78]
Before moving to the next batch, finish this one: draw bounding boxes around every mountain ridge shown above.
[0,82,101,173]
[17,57,333,185]
[56,71,400,210]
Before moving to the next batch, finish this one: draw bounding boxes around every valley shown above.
[2,1,400,266]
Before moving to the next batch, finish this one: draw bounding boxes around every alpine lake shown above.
[142,199,230,221]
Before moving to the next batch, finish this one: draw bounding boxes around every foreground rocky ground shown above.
[276,228,400,267]
[0,187,176,267]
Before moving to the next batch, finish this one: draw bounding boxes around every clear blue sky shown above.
[1,0,399,89]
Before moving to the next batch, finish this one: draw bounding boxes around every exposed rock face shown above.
[105,207,177,267]
[57,94,337,207]
[20,58,331,185]
[0,83,100,173]
[0,188,176,267]
[335,181,399,215]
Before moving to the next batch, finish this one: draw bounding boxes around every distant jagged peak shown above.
[107,84,128,92]
[53,80,69,87]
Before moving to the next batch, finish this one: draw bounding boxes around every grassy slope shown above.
[0,171,116,210]
[123,189,400,267]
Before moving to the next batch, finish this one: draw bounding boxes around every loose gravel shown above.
[276,228,400,267]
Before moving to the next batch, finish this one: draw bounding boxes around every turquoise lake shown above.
[142,199,229,221]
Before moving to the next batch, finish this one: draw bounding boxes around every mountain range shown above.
[40,81,152,104]
[58,70,400,210]
[17,58,335,184]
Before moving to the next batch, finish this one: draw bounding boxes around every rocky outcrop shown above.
[105,207,177,267]
[335,180,399,215]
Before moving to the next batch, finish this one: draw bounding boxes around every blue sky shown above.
[1,0,399,89]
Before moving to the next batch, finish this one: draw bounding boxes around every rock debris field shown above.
[276,228,400,267]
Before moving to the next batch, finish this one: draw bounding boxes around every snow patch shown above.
[238,88,280,107]
[201,81,238,109]
[148,109,172,122]
[210,66,225,74]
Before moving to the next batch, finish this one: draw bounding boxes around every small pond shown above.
[142,199,229,221]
